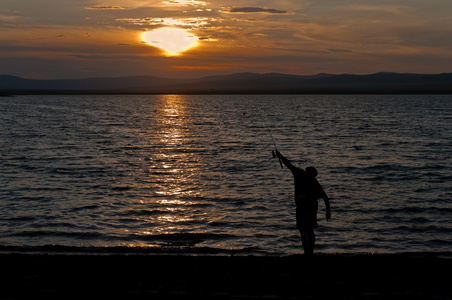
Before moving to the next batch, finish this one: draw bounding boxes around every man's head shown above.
[305,166,318,177]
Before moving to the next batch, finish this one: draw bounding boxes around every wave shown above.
[8,230,103,239]
[138,232,233,240]
[71,205,100,212]
[0,244,258,255]
[379,206,452,214]
[392,225,451,234]
[129,232,235,244]
[4,230,237,247]
[6,216,36,222]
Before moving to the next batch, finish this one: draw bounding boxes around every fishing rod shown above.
[258,111,283,169]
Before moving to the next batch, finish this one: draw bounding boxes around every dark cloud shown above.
[85,6,124,10]
[327,49,353,53]
[71,55,107,59]
[225,7,289,14]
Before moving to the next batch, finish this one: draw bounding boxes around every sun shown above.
[142,27,199,56]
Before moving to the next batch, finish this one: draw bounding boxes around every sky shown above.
[1,0,452,79]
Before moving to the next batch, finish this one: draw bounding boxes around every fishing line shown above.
[258,110,283,169]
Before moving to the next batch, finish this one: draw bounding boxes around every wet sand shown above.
[1,253,451,299]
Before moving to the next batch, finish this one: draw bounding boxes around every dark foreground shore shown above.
[1,253,451,299]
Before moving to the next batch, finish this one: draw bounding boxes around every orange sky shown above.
[1,0,452,79]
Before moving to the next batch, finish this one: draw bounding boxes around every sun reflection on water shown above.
[137,95,206,239]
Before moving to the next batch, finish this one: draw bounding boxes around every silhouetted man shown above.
[275,150,331,255]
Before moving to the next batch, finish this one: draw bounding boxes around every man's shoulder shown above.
[291,166,305,175]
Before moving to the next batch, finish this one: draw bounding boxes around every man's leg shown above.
[309,228,316,254]
[300,228,314,255]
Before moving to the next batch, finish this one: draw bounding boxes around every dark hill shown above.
[1,72,451,94]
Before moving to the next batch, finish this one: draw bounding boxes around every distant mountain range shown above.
[1,72,452,94]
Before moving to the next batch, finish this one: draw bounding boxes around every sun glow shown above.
[142,27,199,56]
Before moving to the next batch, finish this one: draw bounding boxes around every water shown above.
[1,95,451,255]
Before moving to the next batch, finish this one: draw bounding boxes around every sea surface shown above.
[1,94,451,255]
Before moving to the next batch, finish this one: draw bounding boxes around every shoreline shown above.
[1,244,451,256]
[1,253,451,299]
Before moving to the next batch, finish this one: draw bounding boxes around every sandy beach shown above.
[1,253,451,299]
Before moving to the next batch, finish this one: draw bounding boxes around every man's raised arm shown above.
[275,150,296,171]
